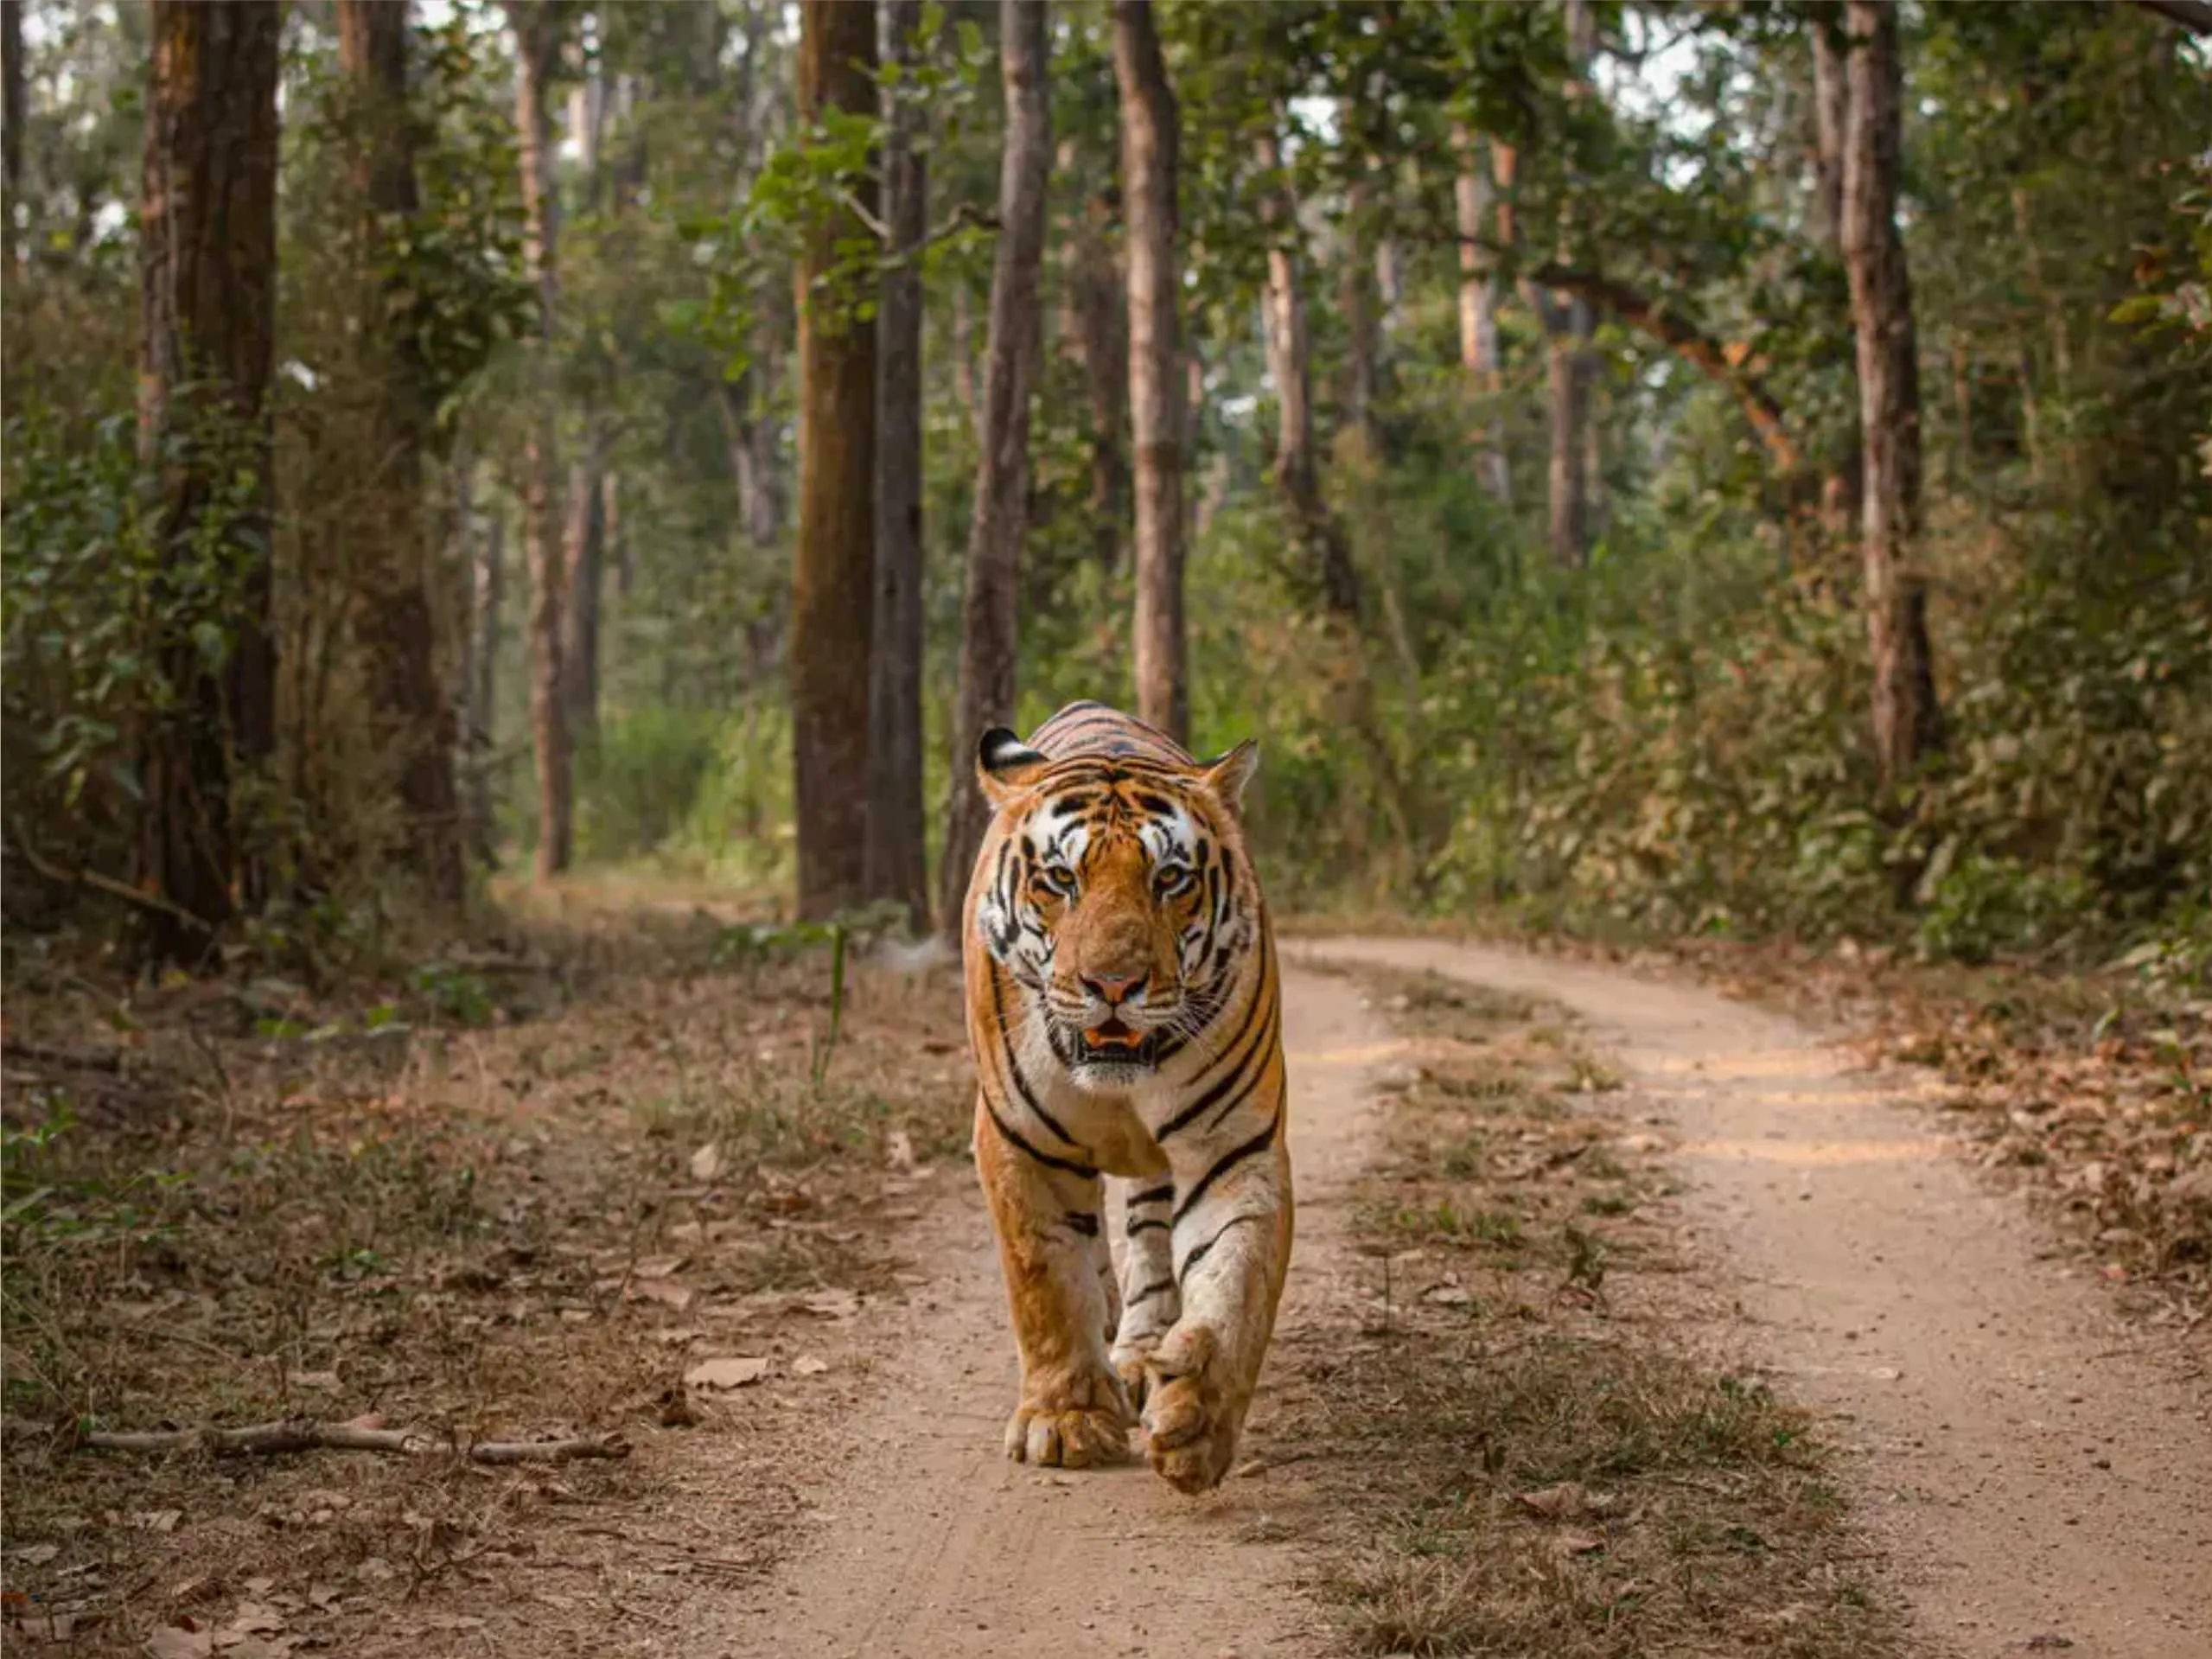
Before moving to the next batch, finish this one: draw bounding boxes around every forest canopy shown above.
[2,0,2208,981]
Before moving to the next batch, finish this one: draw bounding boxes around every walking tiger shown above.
[959,699,1292,1493]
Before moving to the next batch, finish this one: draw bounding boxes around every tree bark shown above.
[136,0,283,966]
[1452,124,1509,501]
[469,495,506,867]
[1258,128,1361,619]
[3,0,23,276]
[939,0,1051,941]
[558,425,607,739]
[1549,0,1597,568]
[1809,10,1861,533]
[508,2,571,880]
[1114,0,1187,743]
[1061,156,1129,572]
[1840,0,1941,808]
[792,0,879,919]
[337,0,462,903]
[1340,169,1383,461]
[866,0,930,931]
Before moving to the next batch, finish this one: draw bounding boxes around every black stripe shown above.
[1177,1213,1261,1284]
[1129,1277,1176,1304]
[1131,1184,1174,1207]
[1126,1217,1169,1237]
[983,1101,1099,1179]
[1063,1210,1100,1237]
[990,967,1084,1150]
[1173,1116,1281,1225]
[1157,991,1278,1140]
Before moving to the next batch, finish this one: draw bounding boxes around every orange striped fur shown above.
[961,701,1291,1493]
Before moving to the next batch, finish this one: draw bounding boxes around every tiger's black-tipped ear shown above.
[1200,737,1260,813]
[977,727,1050,807]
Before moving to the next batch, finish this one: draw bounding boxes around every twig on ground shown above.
[80,1418,630,1464]
[2,1037,124,1073]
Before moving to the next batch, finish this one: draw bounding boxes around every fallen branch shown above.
[7,815,216,937]
[2,1037,124,1073]
[80,1418,630,1464]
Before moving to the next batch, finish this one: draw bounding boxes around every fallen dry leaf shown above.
[886,1128,917,1173]
[685,1356,770,1390]
[1557,1529,1607,1555]
[1517,1481,1587,1521]
[146,1627,214,1659]
[690,1143,724,1182]
[791,1355,830,1377]
[797,1288,860,1320]
[630,1277,695,1313]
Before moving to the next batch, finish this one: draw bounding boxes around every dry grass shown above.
[1274,968,1910,1659]
[0,895,967,1652]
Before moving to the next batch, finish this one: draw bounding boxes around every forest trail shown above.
[1297,937,2212,1659]
[670,940,2212,1659]
[678,963,1393,1658]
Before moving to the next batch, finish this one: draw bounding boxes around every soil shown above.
[1296,938,2212,1659]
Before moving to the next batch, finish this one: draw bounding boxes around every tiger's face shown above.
[973,729,1260,1091]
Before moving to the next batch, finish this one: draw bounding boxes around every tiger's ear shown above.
[977,726,1050,808]
[1199,738,1260,814]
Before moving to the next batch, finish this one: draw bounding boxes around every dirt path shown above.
[1294,937,2212,1659]
[679,964,1396,1659]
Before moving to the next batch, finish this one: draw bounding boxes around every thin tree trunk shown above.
[1550,0,1598,569]
[337,0,462,903]
[866,0,930,931]
[508,2,571,880]
[469,494,506,867]
[1341,168,1383,461]
[1114,0,1187,743]
[1810,11,1861,534]
[939,0,1051,941]
[558,427,606,739]
[1841,0,1942,812]
[951,281,980,441]
[792,0,878,919]
[1258,128,1360,618]
[3,0,23,276]
[136,0,282,965]
[1067,177,1129,571]
[1452,124,1508,501]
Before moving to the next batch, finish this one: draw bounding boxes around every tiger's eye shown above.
[1154,865,1194,897]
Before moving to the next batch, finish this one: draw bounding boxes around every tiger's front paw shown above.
[1004,1369,1131,1470]
[1139,1326,1241,1494]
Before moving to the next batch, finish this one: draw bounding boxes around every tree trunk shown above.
[336,0,462,903]
[939,0,1052,941]
[1061,157,1129,572]
[866,0,930,932]
[792,0,878,920]
[136,0,282,966]
[3,0,22,276]
[508,2,571,880]
[951,279,980,442]
[1452,124,1508,501]
[1809,11,1861,535]
[1258,128,1361,619]
[1340,169,1383,461]
[1841,0,1942,809]
[1549,0,1598,569]
[1114,0,1187,743]
[468,493,506,867]
[558,428,606,739]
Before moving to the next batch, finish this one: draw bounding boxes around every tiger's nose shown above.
[1081,970,1146,1006]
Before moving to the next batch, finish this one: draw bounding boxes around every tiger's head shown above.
[972,726,1262,1091]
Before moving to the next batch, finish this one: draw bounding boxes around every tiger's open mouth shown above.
[1081,1018,1145,1056]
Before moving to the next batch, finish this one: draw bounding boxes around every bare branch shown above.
[8,815,217,936]
[81,1418,631,1464]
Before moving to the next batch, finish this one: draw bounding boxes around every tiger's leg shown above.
[1144,1091,1294,1494]
[1109,1177,1180,1407]
[974,1096,1131,1469]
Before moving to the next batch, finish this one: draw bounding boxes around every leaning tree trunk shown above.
[1257,128,1360,619]
[137,0,282,966]
[337,0,462,903]
[1841,0,1942,816]
[1452,124,1508,501]
[866,0,931,932]
[1114,0,1188,743]
[792,0,878,919]
[508,2,571,880]
[939,0,1052,941]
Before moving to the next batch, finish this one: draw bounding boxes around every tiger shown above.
[960,699,1292,1495]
